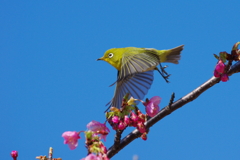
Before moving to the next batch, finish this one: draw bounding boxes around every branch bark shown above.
[107,61,240,158]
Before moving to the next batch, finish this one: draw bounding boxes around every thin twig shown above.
[166,92,175,112]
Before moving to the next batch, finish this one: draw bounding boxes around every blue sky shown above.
[1,1,240,160]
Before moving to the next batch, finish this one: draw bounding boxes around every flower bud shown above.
[10,150,18,160]
[130,112,138,122]
[137,122,146,133]
[124,115,130,125]
[118,121,126,130]
[112,116,120,124]
[141,132,147,140]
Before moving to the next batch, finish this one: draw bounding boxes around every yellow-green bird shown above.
[97,45,184,110]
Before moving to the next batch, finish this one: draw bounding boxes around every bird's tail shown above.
[159,45,184,64]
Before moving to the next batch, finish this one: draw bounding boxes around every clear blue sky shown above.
[1,1,240,160]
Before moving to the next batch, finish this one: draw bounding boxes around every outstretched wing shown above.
[118,51,160,80]
[108,70,154,109]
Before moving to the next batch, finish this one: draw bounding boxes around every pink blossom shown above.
[112,116,119,124]
[214,60,229,82]
[99,143,107,154]
[130,112,138,123]
[98,132,108,142]
[62,131,80,150]
[137,122,146,133]
[213,69,221,78]
[98,154,110,160]
[137,110,146,123]
[81,153,100,160]
[81,153,109,160]
[10,150,18,160]
[118,121,126,130]
[221,74,229,82]
[144,96,161,117]
[215,60,225,73]
[87,121,110,133]
[124,115,130,125]
[141,132,147,141]
[87,121,110,141]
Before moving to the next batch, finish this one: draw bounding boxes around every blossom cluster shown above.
[62,121,110,160]
[106,95,161,140]
[61,95,161,159]
[213,42,240,82]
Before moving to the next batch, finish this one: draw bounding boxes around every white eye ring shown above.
[108,53,114,58]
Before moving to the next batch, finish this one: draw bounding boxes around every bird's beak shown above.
[97,57,104,61]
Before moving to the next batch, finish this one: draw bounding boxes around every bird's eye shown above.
[108,53,114,58]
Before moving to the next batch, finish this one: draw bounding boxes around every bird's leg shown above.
[159,63,169,76]
[156,63,171,83]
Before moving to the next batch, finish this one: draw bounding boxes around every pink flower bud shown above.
[215,60,225,74]
[112,116,120,124]
[87,120,110,141]
[118,121,126,130]
[100,143,108,154]
[62,131,80,150]
[137,122,146,133]
[213,60,229,82]
[213,70,221,78]
[141,132,147,140]
[10,150,18,160]
[130,112,138,122]
[81,153,98,160]
[137,110,146,123]
[144,96,161,117]
[124,115,130,125]
[221,74,229,82]
[98,153,110,160]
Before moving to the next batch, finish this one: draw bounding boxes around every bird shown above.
[97,45,184,110]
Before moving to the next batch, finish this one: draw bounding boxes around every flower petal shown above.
[150,96,161,105]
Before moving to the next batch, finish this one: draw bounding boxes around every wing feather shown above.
[107,70,154,109]
[118,52,160,80]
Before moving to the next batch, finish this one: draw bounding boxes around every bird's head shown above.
[97,48,123,70]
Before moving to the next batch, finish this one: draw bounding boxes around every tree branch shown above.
[228,61,240,76]
[107,61,240,158]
